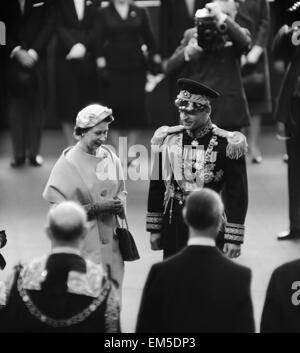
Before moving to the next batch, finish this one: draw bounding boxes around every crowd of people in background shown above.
[0,0,300,333]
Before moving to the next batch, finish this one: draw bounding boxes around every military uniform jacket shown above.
[146,124,248,248]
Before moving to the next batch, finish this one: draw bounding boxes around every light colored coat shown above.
[43,144,126,288]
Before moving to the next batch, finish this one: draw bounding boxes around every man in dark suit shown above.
[137,188,254,333]
[3,0,55,167]
[261,259,300,332]
[54,0,101,146]
[0,201,120,332]
[272,14,300,240]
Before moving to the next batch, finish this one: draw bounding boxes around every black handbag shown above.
[115,216,140,262]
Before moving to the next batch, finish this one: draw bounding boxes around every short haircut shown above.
[184,189,224,231]
[47,201,87,242]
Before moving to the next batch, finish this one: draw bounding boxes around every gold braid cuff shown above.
[146,212,164,232]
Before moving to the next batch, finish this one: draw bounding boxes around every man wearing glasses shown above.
[146,78,248,259]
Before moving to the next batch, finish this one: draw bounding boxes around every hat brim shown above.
[177,78,220,99]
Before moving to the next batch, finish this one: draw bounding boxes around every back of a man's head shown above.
[183,189,224,234]
[46,201,88,243]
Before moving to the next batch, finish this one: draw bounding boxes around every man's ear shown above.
[182,206,188,226]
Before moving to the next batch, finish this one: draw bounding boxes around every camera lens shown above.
[218,23,228,33]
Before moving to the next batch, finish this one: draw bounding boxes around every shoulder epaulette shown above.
[151,125,185,151]
[212,125,248,159]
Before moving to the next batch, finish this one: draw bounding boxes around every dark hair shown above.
[73,126,90,138]
[184,189,223,230]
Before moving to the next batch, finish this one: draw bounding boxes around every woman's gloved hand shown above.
[95,199,124,215]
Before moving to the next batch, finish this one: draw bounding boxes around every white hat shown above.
[75,104,114,129]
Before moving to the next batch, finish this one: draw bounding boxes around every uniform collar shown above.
[186,118,213,140]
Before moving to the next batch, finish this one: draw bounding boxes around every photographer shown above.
[165,0,252,131]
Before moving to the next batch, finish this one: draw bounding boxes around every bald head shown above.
[46,202,88,242]
[183,189,224,232]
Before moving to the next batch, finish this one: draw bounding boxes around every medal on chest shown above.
[182,136,219,190]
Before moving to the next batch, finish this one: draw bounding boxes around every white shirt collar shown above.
[187,237,215,247]
[73,0,85,20]
[51,246,81,256]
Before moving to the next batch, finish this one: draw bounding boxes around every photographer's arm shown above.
[165,29,202,75]
[226,17,252,54]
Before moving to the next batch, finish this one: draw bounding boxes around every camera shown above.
[195,8,228,52]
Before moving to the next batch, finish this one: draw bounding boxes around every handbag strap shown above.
[115,214,130,231]
[123,213,130,231]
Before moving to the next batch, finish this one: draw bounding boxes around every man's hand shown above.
[66,43,86,60]
[150,233,162,250]
[245,45,263,65]
[205,2,227,24]
[223,243,241,258]
[96,56,107,69]
[184,37,203,61]
[14,49,36,68]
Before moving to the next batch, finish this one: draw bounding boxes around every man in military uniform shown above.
[146,78,248,258]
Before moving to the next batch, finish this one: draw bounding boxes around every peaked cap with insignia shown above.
[177,78,220,105]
